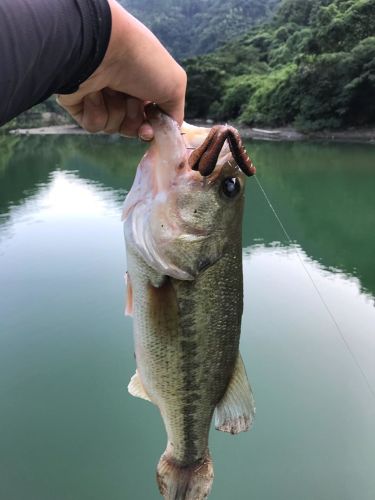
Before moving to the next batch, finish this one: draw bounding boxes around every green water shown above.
[0,134,374,500]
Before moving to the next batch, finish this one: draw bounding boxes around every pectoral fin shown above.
[214,353,255,434]
[128,370,152,403]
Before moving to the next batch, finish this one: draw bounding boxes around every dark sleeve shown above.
[0,0,112,126]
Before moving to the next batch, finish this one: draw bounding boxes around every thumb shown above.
[156,70,187,126]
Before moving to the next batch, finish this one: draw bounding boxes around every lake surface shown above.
[0,134,374,500]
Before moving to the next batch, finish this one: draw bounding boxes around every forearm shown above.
[0,0,111,126]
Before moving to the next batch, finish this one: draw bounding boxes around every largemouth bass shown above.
[123,105,256,500]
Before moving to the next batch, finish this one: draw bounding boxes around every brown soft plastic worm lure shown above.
[188,125,256,177]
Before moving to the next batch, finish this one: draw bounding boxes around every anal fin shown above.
[214,353,255,434]
[128,370,152,403]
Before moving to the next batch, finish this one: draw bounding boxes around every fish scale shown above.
[127,240,244,460]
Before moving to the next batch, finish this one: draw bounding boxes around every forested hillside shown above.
[185,0,375,130]
[120,0,280,59]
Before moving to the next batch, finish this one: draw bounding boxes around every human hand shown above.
[57,0,186,140]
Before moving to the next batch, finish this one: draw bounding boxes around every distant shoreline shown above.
[242,126,375,144]
[7,123,375,144]
[9,124,90,136]
[194,120,375,144]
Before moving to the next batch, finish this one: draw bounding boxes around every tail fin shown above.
[157,450,214,500]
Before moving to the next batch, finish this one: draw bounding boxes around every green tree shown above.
[185,0,375,130]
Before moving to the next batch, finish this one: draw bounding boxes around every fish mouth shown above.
[145,102,163,121]
[188,124,256,177]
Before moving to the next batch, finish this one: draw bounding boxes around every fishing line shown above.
[253,174,375,401]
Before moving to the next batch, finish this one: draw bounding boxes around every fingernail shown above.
[139,134,153,141]
[139,131,154,141]
[139,123,154,141]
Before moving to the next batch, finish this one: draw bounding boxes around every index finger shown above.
[56,95,84,123]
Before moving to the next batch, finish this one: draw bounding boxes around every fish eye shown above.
[221,177,241,198]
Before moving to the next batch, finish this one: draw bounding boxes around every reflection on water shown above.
[245,140,375,297]
[0,170,122,242]
[0,135,374,500]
